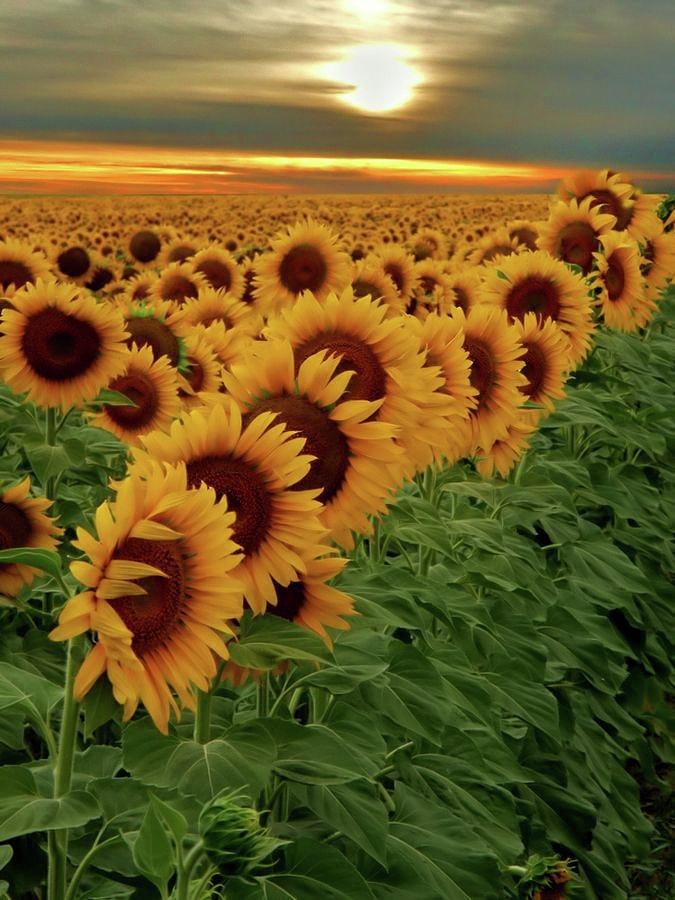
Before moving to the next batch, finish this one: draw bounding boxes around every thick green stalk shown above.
[193,689,212,744]
[176,839,206,900]
[45,406,58,500]
[48,639,81,900]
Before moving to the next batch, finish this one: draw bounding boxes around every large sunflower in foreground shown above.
[512,313,570,418]
[590,232,652,332]
[89,344,181,445]
[0,280,129,410]
[475,414,537,479]
[222,340,403,548]
[538,197,616,275]
[253,220,351,316]
[134,402,326,613]
[265,288,436,448]
[0,240,51,295]
[452,305,526,452]
[0,477,61,598]
[480,249,594,366]
[266,554,355,647]
[50,462,243,734]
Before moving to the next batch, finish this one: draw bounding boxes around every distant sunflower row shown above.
[0,170,672,731]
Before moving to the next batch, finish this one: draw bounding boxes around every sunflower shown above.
[197,320,254,370]
[50,462,243,734]
[178,288,260,336]
[265,287,437,450]
[89,344,181,445]
[0,477,61,598]
[350,259,403,316]
[85,257,118,294]
[408,260,455,317]
[410,227,448,261]
[134,401,326,614]
[512,314,570,417]
[254,220,351,315]
[465,228,522,267]
[221,340,403,549]
[192,246,244,297]
[128,229,162,266]
[266,554,354,647]
[507,220,540,251]
[444,267,482,313]
[557,169,635,230]
[407,313,477,465]
[480,249,594,366]
[538,197,616,275]
[590,232,653,331]
[53,245,93,284]
[124,271,159,302]
[150,262,208,305]
[638,216,675,301]
[0,240,51,295]
[0,280,129,410]
[178,330,222,410]
[369,244,417,305]
[475,414,537,479]
[120,297,189,369]
[452,305,526,452]
[158,236,199,267]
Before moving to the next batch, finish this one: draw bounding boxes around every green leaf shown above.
[82,677,120,737]
[0,547,64,583]
[230,615,332,669]
[0,660,62,739]
[151,794,188,845]
[0,847,12,872]
[92,388,140,407]
[0,766,98,841]
[24,441,73,482]
[132,803,174,888]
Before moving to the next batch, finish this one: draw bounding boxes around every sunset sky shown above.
[1,0,673,193]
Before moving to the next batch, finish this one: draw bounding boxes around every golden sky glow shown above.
[2,138,670,195]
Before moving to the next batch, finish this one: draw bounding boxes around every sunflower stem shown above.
[256,674,270,718]
[45,406,58,500]
[193,689,212,744]
[48,637,81,900]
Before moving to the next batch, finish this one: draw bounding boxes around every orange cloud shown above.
[0,138,670,194]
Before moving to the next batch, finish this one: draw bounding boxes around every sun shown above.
[329,45,420,114]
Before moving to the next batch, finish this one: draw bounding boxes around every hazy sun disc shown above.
[331,45,420,114]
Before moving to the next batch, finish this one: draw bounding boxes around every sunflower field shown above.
[0,171,673,900]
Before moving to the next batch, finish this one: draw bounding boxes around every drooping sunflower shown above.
[50,462,244,734]
[538,197,616,275]
[192,246,244,297]
[451,305,526,452]
[266,553,355,647]
[512,313,570,418]
[0,280,129,410]
[0,477,61,598]
[134,401,326,613]
[221,340,404,549]
[0,240,51,295]
[150,262,208,305]
[590,232,653,331]
[638,216,675,301]
[408,260,455,318]
[119,297,189,370]
[475,414,538,479]
[407,313,477,465]
[178,330,222,410]
[253,220,351,316]
[350,259,403,316]
[369,244,417,306]
[480,249,594,366]
[178,288,260,336]
[89,344,181,445]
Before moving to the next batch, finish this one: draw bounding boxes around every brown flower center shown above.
[126,316,180,366]
[269,580,306,621]
[195,259,232,291]
[506,276,561,321]
[0,260,33,291]
[295,331,386,404]
[246,395,349,503]
[159,274,198,304]
[105,371,159,428]
[129,231,161,263]
[168,245,196,263]
[57,247,90,278]
[481,244,514,263]
[0,502,32,551]
[584,189,624,223]
[110,537,184,656]
[520,341,547,399]
[87,268,114,292]
[186,456,271,555]
[605,254,625,301]
[352,278,381,300]
[509,226,538,250]
[182,357,205,393]
[22,307,101,382]
[242,269,256,304]
[464,337,496,408]
[279,244,328,294]
[384,262,404,294]
[555,222,597,274]
[452,286,469,312]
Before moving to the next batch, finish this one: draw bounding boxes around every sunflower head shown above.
[0,240,51,295]
[538,197,616,275]
[590,231,653,331]
[0,477,61,598]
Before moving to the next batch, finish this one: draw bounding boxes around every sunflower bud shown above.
[199,790,282,878]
